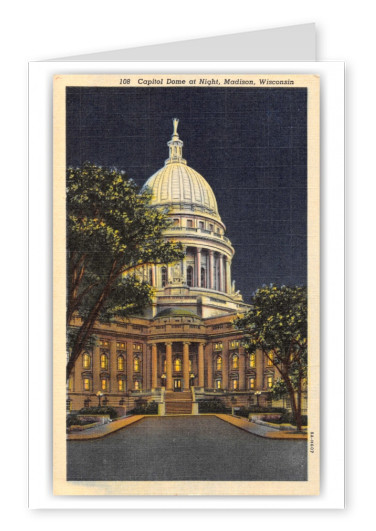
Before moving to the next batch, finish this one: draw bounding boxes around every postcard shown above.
[53,73,320,495]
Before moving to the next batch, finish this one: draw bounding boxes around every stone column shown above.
[151,343,158,389]
[110,339,117,394]
[222,349,229,390]
[151,264,156,287]
[126,341,134,392]
[198,342,205,388]
[196,248,202,287]
[225,256,231,294]
[209,250,214,289]
[239,349,246,390]
[206,345,213,388]
[183,342,190,391]
[219,254,224,292]
[166,342,173,391]
[256,348,264,390]
[92,342,101,393]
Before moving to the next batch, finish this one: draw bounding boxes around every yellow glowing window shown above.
[216,356,222,371]
[133,344,141,351]
[231,340,239,349]
[267,352,274,366]
[83,353,91,369]
[249,354,256,368]
[232,354,239,369]
[232,379,238,390]
[134,356,140,372]
[83,378,90,391]
[214,342,223,350]
[267,376,273,388]
[104,340,109,347]
[249,378,255,389]
[117,355,124,371]
[118,379,125,392]
[99,340,103,346]
[68,376,73,391]
[163,359,167,372]
[134,380,140,390]
[100,354,108,370]
[101,379,108,391]
[174,358,182,371]
[189,359,192,372]
[215,379,222,389]
[117,342,125,349]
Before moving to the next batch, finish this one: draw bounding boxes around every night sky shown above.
[66,86,307,303]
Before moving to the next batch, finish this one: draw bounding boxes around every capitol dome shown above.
[143,119,220,220]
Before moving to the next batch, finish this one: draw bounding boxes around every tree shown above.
[66,162,184,378]
[234,285,307,431]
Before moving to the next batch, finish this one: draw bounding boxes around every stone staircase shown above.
[164,390,193,415]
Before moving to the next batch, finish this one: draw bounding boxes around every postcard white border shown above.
[29,60,344,509]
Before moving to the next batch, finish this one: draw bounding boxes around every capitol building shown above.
[67,120,279,414]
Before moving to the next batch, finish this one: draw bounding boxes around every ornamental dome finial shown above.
[166,118,186,165]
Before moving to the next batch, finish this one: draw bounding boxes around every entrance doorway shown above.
[174,379,182,392]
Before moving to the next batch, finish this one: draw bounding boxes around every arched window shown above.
[133,356,140,372]
[187,266,193,287]
[249,353,256,368]
[216,355,222,371]
[100,353,108,370]
[232,354,239,369]
[117,355,124,371]
[161,267,167,287]
[174,358,182,372]
[201,267,206,288]
[83,352,91,369]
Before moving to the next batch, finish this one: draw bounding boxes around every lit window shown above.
[133,343,141,351]
[68,376,73,391]
[163,359,167,372]
[116,342,125,349]
[232,354,239,369]
[101,378,108,391]
[161,267,168,287]
[134,380,140,391]
[83,353,91,369]
[187,266,193,287]
[174,358,182,371]
[267,352,274,366]
[232,379,238,390]
[230,340,239,349]
[189,359,192,372]
[249,353,256,368]
[214,342,223,351]
[134,356,140,372]
[216,355,222,371]
[118,379,125,392]
[117,355,124,371]
[267,376,273,388]
[100,353,108,370]
[215,379,222,389]
[249,377,255,389]
[83,378,90,391]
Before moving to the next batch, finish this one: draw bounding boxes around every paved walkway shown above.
[67,416,307,481]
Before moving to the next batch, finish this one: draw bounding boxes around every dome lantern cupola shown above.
[165,118,186,165]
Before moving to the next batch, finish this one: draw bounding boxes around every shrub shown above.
[130,401,158,415]
[198,399,230,414]
[66,414,96,428]
[78,406,119,419]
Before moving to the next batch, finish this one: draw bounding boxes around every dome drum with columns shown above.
[66,120,292,416]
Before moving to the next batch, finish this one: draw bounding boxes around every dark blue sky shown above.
[66,86,307,303]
